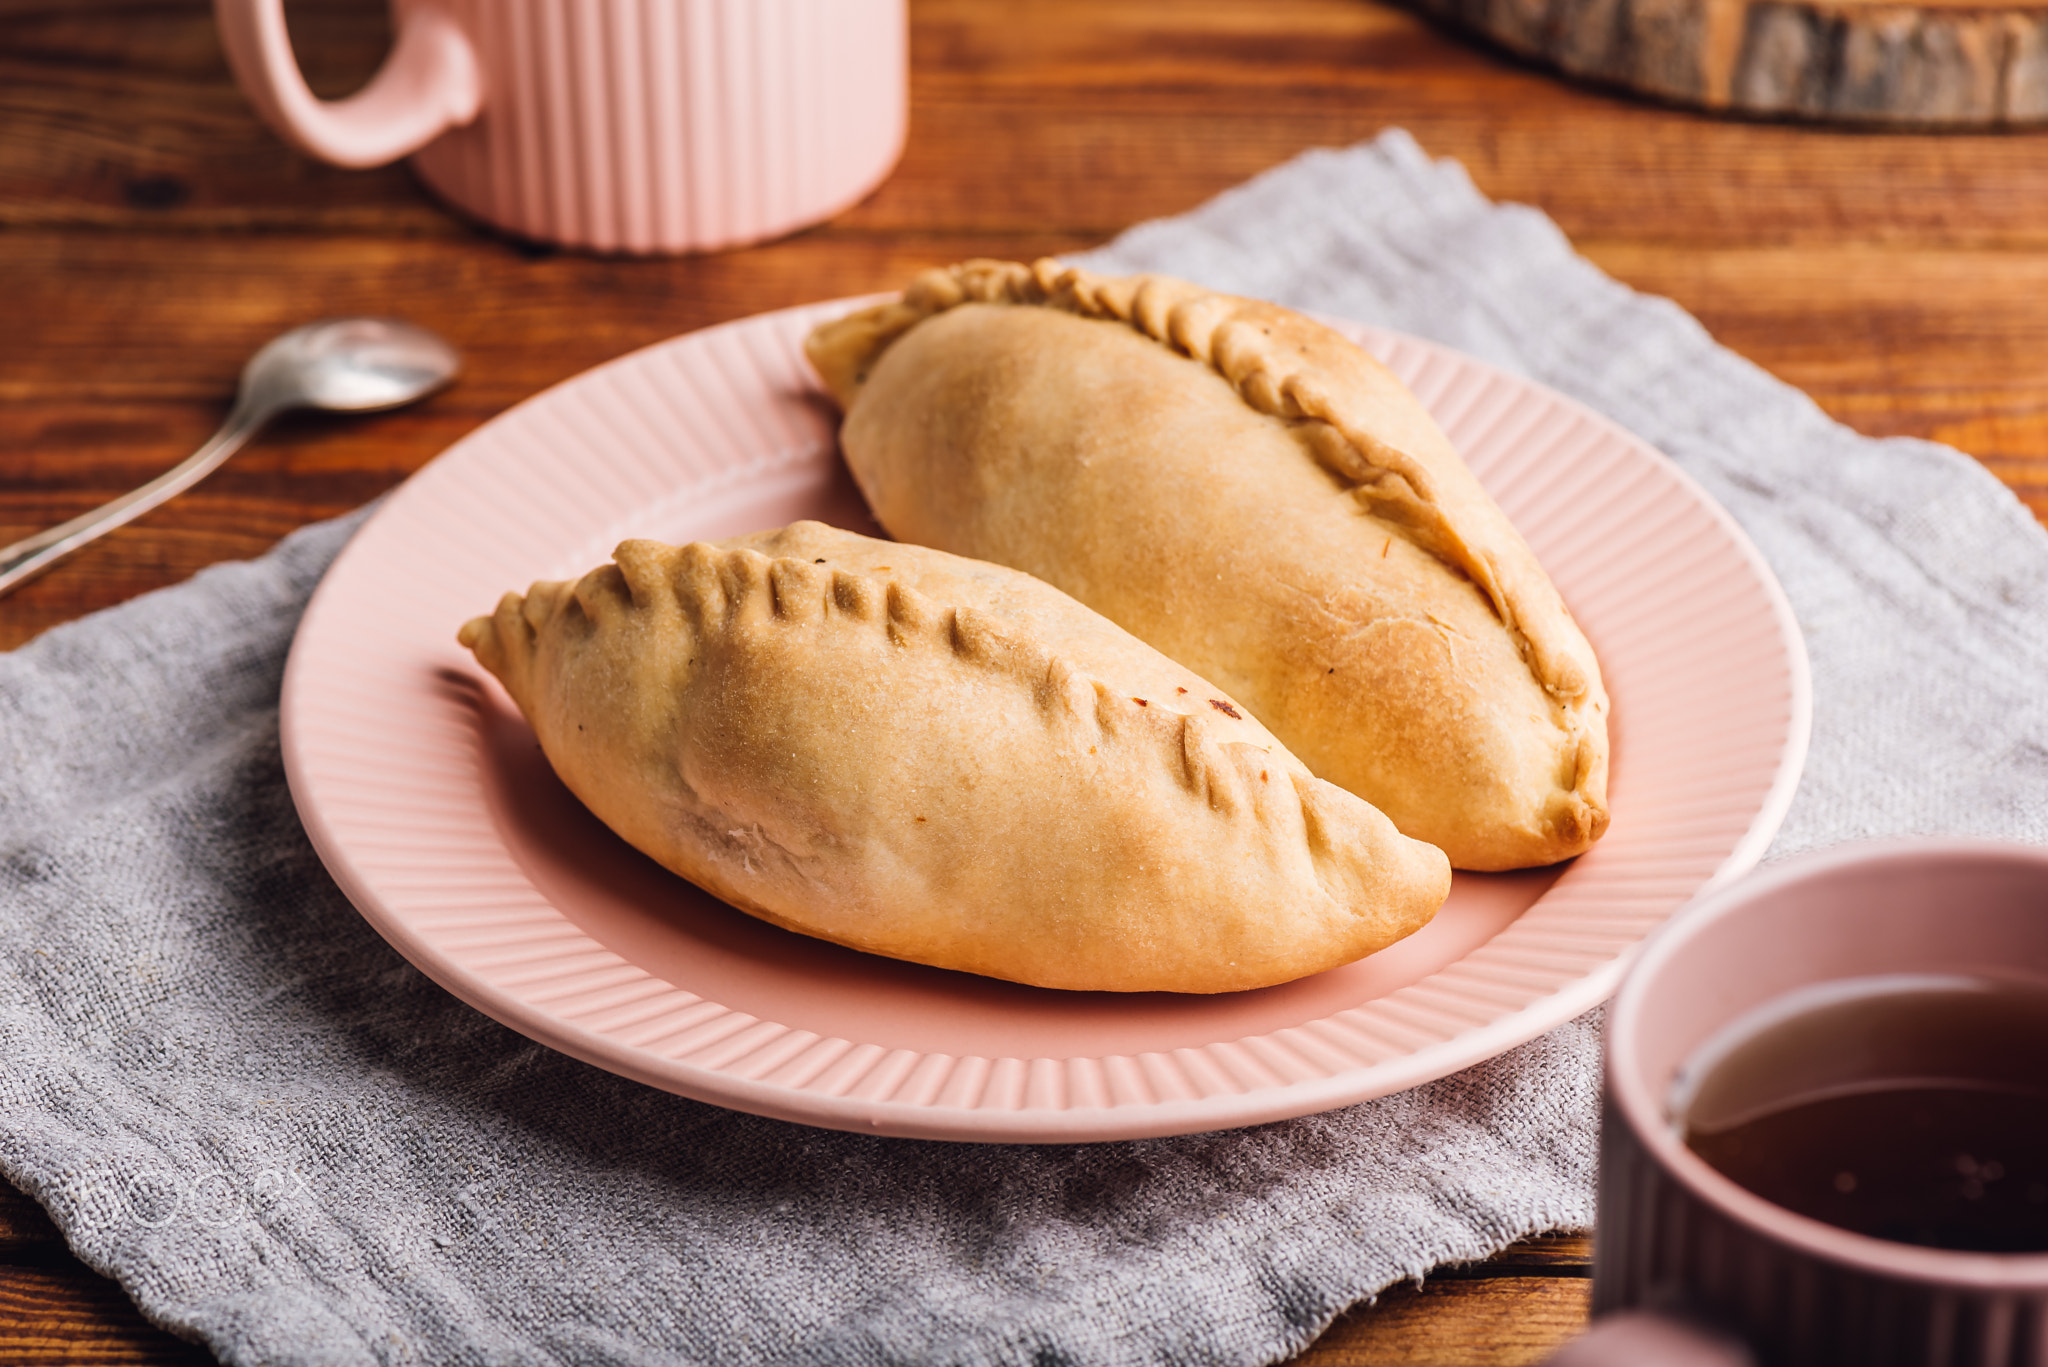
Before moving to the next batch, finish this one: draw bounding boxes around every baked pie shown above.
[459,522,1450,993]
[806,260,1610,870]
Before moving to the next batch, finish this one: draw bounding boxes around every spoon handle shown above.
[0,399,271,599]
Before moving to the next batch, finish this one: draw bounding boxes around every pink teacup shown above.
[214,0,907,254]
[1572,840,2048,1366]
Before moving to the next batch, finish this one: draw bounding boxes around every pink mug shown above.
[1570,840,2048,1367]
[214,0,907,254]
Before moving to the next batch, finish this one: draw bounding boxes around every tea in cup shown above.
[1587,841,2048,1366]
[1677,972,2048,1255]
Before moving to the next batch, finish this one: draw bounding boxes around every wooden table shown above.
[3,0,2045,1361]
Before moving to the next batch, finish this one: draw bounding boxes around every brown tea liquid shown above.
[1676,975,2048,1254]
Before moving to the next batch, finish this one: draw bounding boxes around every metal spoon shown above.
[0,318,460,598]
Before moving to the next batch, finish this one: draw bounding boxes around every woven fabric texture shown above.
[3,131,2044,1366]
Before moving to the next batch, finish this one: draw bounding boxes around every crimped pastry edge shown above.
[461,534,1319,833]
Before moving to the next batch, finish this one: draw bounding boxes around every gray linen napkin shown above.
[4,129,2045,1367]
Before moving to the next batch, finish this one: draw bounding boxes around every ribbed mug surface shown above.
[405,0,907,253]
[1597,842,2048,1367]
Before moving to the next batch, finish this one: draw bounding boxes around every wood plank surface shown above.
[1306,1277,1594,1366]
[0,1184,210,1365]
[1,0,2042,1360]
[0,1265,212,1366]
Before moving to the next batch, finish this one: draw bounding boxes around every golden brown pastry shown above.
[459,522,1449,993]
[805,260,1609,870]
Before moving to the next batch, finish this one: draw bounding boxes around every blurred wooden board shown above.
[1409,0,2048,124]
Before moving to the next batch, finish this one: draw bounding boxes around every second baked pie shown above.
[807,259,1611,870]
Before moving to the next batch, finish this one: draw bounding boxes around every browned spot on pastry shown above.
[1209,699,1242,719]
[1261,770,1269,782]
[814,558,826,564]
[915,816,927,823]
[1133,697,1149,707]
[1176,686,1188,694]
[1381,539,1391,558]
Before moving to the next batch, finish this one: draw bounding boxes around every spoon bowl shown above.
[246,318,462,417]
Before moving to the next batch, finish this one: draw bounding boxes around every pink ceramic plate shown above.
[280,299,1809,1142]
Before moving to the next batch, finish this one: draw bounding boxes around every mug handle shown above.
[214,0,482,169]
